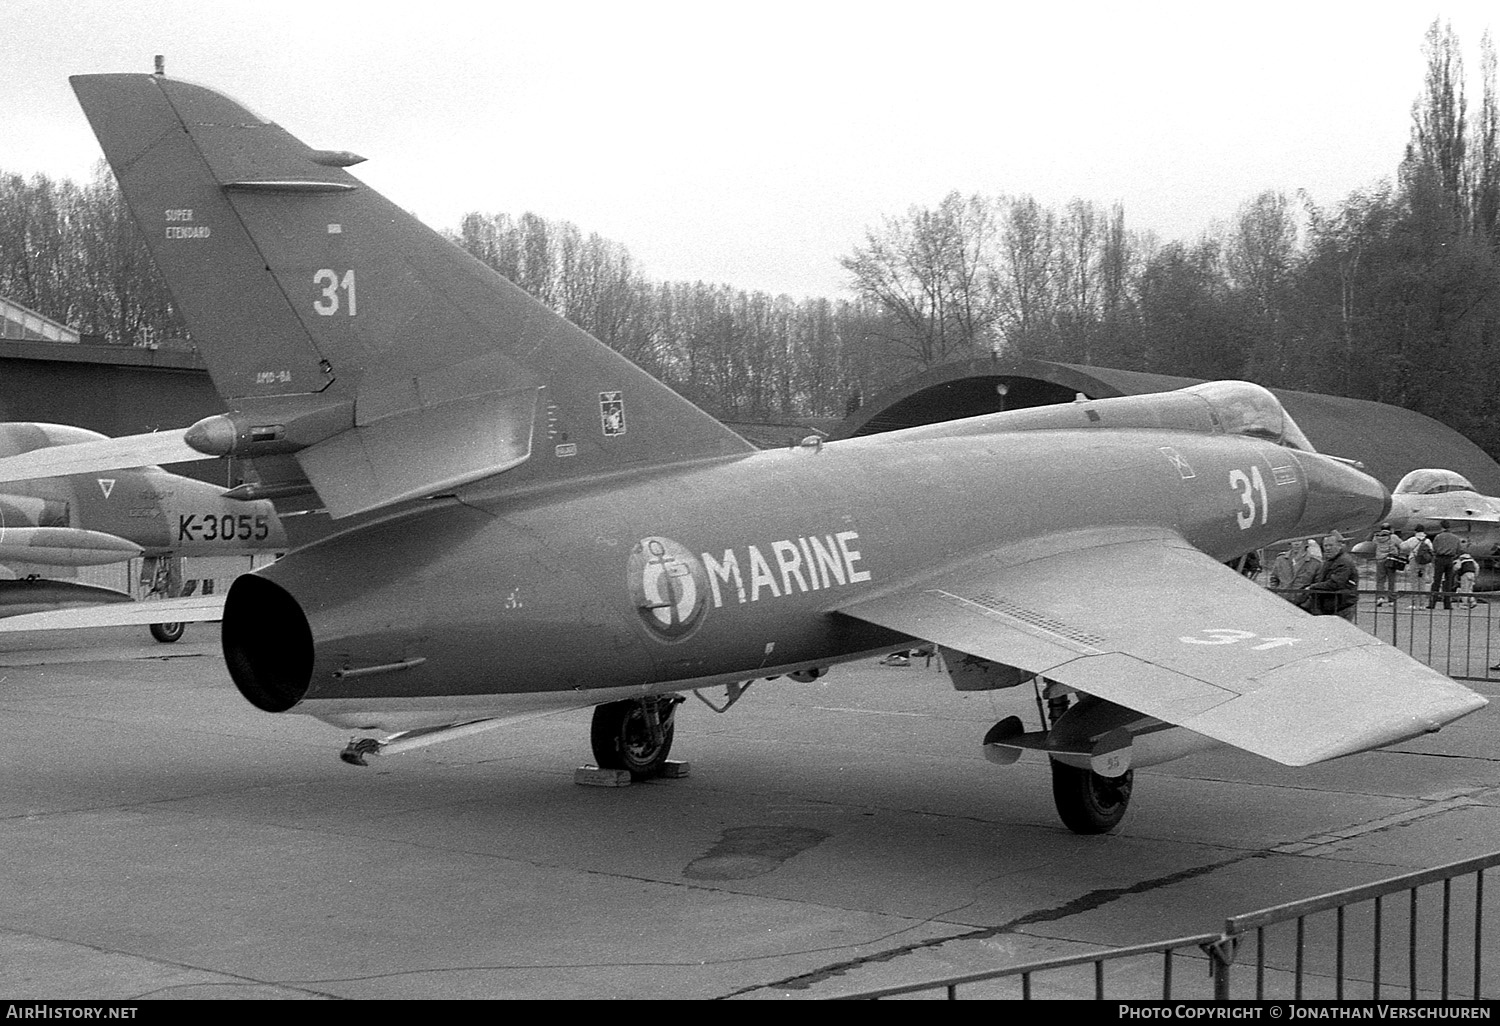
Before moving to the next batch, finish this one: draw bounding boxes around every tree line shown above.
[2,21,1497,450]
[839,21,1500,451]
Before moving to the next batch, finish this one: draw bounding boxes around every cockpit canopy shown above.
[1185,381,1315,452]
[1395,469,1476,496]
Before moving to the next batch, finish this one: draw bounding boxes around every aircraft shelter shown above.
[0,337,226,485]
[830,356,1500,495]
[1,341,1497,496]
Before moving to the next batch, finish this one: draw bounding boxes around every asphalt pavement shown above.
[2,625,1498,999]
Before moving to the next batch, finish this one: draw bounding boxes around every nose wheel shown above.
[590,695,684,780]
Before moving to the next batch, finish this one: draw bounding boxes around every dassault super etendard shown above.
[46,71,1483,832]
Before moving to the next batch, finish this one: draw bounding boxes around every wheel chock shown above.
[659,760,691,779]
[574,765,633,787]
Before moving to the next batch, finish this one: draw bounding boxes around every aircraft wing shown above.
[1430,513,1500,527]
[838,527,1485,766]
[0,429,200,484]
[0,594,226,633]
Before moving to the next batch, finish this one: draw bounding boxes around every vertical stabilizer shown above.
[70,74,754,516]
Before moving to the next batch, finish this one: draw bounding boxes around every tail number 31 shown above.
[1230,466,1268,529]
[313,269,357,316]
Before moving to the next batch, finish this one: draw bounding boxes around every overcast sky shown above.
[5,1,1497,299]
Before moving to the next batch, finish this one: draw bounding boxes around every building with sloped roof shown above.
[0,297,80,344]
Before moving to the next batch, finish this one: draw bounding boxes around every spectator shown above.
[1269,545,1297,591]
[1455,548,1480,609]
[1287,538,1322,606]
[1371,523,1404,607]
[1428,520,1462,611]
[1303,531,1359,622]
[1238,549,1262,580]
[1403,529,1432,597]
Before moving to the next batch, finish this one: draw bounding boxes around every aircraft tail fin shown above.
[70,74,753,516]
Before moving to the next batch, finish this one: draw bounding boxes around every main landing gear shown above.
[1046,688,1132,835]
[984,684,1137,835]
[590,695,685,780]
[1049,759,1133,835]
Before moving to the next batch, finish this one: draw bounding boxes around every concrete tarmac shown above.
[2,627,1498,1000]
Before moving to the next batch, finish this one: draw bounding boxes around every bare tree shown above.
[994,196,1057,357]
[1404,19,1470,228]
[841,191,998,369]
[1471,31,1500,242]
[1056,199,1103,362]
[1227,190,1299,380]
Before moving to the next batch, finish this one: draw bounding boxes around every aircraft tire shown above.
[150,621,186,644]
[1049,758,1132,834]
[591,698,676,780]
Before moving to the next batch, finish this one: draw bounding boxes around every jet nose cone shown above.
[1294,453,1390,539]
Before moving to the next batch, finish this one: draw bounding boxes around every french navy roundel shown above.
[629,536,708,641]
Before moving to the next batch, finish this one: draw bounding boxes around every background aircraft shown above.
[1347,468,1500,592]
[0,421,286,640]
[1385,469,1500,553]
[44,71,1485,833]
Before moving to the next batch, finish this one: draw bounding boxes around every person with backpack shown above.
[1404,529,1433,598]
[1371,523,1404,606]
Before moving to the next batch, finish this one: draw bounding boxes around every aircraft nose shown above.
[1294,452,1391,538]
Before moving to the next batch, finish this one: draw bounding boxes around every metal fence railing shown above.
[1272,587,1499,682]
[832,850,1499,1000]
[1220,850,1498,1001]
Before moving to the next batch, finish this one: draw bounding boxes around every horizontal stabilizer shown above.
[0,594,226,633]
[0,429,199,485]
[296,381,539,519]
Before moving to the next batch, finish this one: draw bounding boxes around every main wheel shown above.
[150,621,185,644]
[1050,758,1133,834]
[591,698,677,780]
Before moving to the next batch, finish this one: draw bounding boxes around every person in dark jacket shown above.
[1303,531,1359,622]
[1428,520,1462,610]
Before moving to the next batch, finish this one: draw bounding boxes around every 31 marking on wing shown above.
[1179,628,1299,649]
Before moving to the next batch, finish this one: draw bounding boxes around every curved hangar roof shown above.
[831,357,1500,495]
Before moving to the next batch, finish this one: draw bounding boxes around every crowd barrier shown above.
[833,852,1497,1000]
